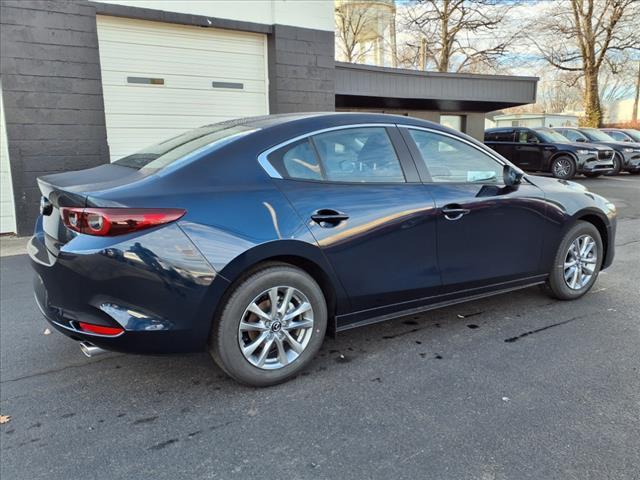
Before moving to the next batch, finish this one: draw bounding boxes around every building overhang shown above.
[335,62,538,113]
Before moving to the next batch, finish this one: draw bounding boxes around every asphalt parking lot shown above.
[1,174,639,480]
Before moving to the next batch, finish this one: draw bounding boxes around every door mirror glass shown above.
[503,164,523,186]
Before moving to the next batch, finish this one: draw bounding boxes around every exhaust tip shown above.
[79,341,106,358]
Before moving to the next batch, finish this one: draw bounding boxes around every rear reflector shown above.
[78,322,124,336]
[60,207,185,236]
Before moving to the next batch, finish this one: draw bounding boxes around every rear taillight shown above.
[60,208,185,236]
[78,322,124,336]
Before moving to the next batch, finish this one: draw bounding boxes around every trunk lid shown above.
[37,164,149,252]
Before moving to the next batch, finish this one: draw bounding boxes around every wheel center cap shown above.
[271,321,282,332]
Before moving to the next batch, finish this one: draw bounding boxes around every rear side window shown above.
[268,139,322,180]
[268,127,406,183]
[485,130,514,142]
[408,129,503,184]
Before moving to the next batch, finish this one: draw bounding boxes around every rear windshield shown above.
[114,124,257,170]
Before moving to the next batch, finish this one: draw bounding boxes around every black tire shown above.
[209,264,327,387]
[550,156,576,180]
[584,172,602,178]
[605,153,623,176]
[543,221,603,300]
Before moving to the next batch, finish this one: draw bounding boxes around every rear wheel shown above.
[543,221,603,300]
[209,264,327,387]
[550,156,576,180]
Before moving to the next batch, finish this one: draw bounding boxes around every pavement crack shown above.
[0,354,125,385]
[504,315,585,343]
[616,239,640,247]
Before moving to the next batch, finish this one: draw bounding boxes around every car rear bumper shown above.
[29,218,228,354]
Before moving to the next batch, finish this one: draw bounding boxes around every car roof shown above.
[201,112,449,132]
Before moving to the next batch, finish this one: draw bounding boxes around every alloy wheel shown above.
[238,286,314,370]
[553,158,572,178]
[563,234,597,290]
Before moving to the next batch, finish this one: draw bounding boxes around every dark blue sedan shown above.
[29,113,617,386]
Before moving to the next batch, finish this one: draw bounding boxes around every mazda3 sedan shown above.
[30,113,617,386]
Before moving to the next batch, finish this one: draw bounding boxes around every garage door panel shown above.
[97,17,265,54]
[102,89,267,110]
[104,109,267,129]
[101,72,266,92]
[99,50,266,78]
[97,16,268,162]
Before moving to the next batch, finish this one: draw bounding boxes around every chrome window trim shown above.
[397,124,508,166]
[257,123,398,179]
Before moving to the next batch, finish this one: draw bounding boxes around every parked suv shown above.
[553,127,640,175]
[600,128,640,144]
[484,127,614,180]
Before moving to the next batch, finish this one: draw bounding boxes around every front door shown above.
[514,129,545,171]
[401,126,551,292]
[267,125,442,313]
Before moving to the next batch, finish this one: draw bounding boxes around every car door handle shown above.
[311,209,349,227]
[441,205,470,221]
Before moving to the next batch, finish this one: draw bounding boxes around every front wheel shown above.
[605,154,622,176]
[209,264,327,387]
[550,156,576,180]
[543,221,603,300]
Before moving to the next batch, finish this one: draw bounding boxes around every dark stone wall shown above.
[0,0,109,235]
[0,2,335,234]
[268,25,335,113]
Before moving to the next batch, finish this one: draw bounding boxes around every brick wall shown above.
[0,0,109,235]
[268,25,335,113]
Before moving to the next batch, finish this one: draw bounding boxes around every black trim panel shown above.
[91,1,273,34]
[336,274,548,332]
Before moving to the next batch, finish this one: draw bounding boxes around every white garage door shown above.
[0,81,17,234]
[96,16,269,162]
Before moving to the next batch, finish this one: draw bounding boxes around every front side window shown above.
[517,130,540,143]
[606,131,628,142]
[563,130,586,142]
[408,129,503,184]
[268,127,406,183]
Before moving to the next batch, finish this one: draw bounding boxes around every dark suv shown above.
[484,127,615,180]
[601,128,640,143]
[553,127,640,175]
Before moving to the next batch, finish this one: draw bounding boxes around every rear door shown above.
[269,125,442,313]
[485,129,516,161]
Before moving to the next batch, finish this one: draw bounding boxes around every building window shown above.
[440,115,466,133]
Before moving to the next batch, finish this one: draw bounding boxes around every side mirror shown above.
[575,137,586,142]
[503,164,523,186]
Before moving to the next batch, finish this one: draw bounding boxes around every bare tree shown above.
[530,0,639,127]
[633,62,640,122]
[399,0,516,73]
[335,1,377,64]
